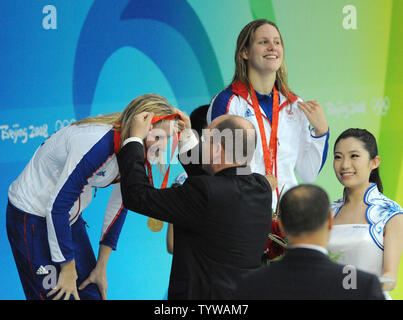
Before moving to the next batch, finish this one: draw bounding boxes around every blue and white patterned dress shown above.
[327,184,403,299]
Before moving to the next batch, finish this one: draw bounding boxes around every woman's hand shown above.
[172,107,191,131]
[380,275,396,292]
[78,245,112,300]
[382,214,403,292]
[47,259,80,300]
[298,100,328,136]
[79,266,108,300]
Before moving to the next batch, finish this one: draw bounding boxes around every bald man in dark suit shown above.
[117,111,272,299]
[235,184,385,300]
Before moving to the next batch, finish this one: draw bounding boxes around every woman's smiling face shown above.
[242,23,284,75]
[333,137,380,189]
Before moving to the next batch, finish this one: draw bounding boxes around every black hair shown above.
[334,128,383,193]
[190,105,209,137]
[279,184,330,237]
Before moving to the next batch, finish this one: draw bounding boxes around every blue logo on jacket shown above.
[245,109,253,118]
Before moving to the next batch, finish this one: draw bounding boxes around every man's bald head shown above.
[279,184,331,237]
[210,115,254,131]
[208,115,257,165]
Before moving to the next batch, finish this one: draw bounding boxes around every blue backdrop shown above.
[2,0,402,299]
[0,0,231,299]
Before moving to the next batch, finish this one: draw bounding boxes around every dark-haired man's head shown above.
[279,184,333,247]
[190,105,209,138]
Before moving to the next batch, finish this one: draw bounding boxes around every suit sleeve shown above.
[295,111,329,182]
[117,142,208,226]
[233,266,267,300]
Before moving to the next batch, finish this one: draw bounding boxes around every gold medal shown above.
[147,218,164,232]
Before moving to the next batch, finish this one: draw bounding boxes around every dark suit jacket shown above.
[235,248,385,300]
[117,142,272,299]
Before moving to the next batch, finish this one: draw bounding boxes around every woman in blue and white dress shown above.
[327,128,403,299]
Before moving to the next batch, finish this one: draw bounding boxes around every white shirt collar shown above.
[288,244,328,256]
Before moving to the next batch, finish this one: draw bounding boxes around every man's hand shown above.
[172,107,191,131]
[130,112,154,140]
[47,259,80,300]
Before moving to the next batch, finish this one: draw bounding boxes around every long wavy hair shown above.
[72,93,175,147]
[232,19,292,102]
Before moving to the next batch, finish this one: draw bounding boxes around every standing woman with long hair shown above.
[6,94,181,300]
[208,19,329,208]
[327,128,403,299]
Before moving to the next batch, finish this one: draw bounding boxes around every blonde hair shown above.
[72,93,175,146]
[232,19,292,102]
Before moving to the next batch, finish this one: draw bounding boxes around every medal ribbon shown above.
[232,81,279,175]
[114,113,181,232]
[148,113,181,189]
[146,113,181,232]
[250,83,279,176]
[113,112,181,189]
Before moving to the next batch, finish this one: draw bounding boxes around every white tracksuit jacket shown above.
[8,124,127,263]
[208,84,329,209]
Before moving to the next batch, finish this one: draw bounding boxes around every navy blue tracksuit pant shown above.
[6,201,102,300]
